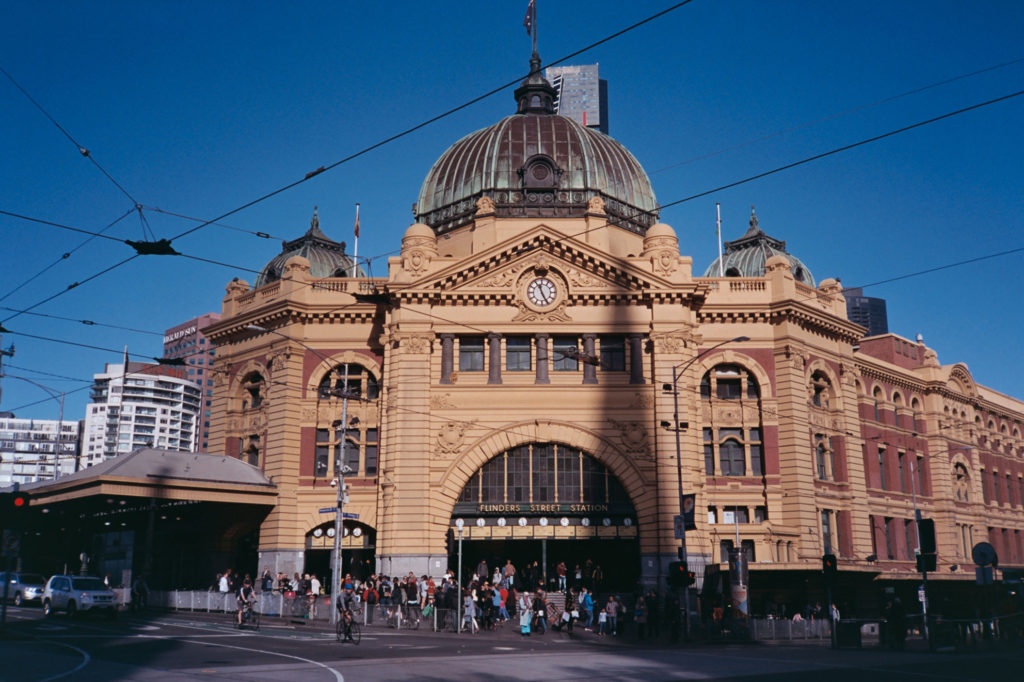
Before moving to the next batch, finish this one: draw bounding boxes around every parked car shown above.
[42,575,117,618]
[1,572,48,606]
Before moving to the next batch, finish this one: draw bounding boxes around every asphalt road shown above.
[1,606,1021,681]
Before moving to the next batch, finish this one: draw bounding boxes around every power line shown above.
[142,206,285,241]
[0,307,164,336]
[0,64,141,206]
[2,363,91,383]
[1,384,92,413]
[649,56,1024,176]
[167,2,696,244]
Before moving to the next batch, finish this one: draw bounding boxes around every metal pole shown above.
[910,456,930,647]
[331,378,349,627]
[457,527,463,633]
[671,365,690,639]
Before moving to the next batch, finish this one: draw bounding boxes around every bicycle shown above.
[237,600,260,630]
[336,608,361,644]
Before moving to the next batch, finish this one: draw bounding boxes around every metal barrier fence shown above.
[750,617,834,641]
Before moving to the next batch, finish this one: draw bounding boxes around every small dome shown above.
[645,223,676,239]
[403,223,435,240]
[703,208,814,286]
[414,54,658,236]
[256,208,363,287]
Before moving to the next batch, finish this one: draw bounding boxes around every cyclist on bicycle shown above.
[336,583,358,641]
[237,578,256,626]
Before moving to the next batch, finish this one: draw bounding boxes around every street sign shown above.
[673,515,684,540]
[342,512,359,520]
[318,508,359,520]
[319,507,337,514]
[917,586,926,603]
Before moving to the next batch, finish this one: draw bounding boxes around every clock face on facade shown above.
[526,277,558,306]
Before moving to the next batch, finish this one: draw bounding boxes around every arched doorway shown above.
[305,520,376,587]
[451,442,638,592]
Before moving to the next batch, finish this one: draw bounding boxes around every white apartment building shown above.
[82,362,202,465]
[0,415,82,485]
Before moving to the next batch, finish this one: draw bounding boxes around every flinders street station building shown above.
[15,54,1023,618]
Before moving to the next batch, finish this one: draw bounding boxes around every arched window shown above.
[701,364,759,400]
[241,371,265,410]
[810,371,832,408]
[953,464,970,502]
[318,364,380,401]
[719,439,746,476]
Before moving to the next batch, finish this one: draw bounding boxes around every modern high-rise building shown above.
[163,312,221,451]
[546,63,608,135]
[82,362,202,465]
[843,287,889,337]
[0,413,82,485]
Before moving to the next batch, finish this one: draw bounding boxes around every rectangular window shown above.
[365,429,378,475]
[821,510,833,555]
[342,429,360,474]
[1007,475,1015,507]
[720,540,734,563]
[506,337,532,372]
[552,337,579,371]
[878,447,887,490]
[556,446,580,503]
[459,337,485,372]
[982,469,989,503]
[724,506,749,524]
[599,336,626,371]
[315,428,333,477]
[884,517,895,559]
[898,452,906,493]
[704,429,715,475]
[741,539,756,563]
[754,506,768,523]
[817,440,828,480]
[1019,478,1024,509]
[828,436,838,480]
[532,444,555,501]
[708,506,717,524]
[508,446,530,502]
[994,471,1001,504]
[915,456,923,496]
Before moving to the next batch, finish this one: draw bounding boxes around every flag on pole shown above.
[523,0,535,36]
[354,203,360,239]
[352,203,360,277]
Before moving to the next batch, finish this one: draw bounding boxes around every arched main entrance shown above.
[304,520,376,584]
[451,442,639,592]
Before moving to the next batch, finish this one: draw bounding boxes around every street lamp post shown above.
[662,335,749,639]
[245,324,358,627]
[2,374,69,479]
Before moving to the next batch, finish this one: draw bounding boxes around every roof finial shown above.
[311,206,320,232]
[750,205,758,231]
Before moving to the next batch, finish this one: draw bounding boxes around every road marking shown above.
[179,639,344,682]
[35,624,68,631]
[35,641,90,682]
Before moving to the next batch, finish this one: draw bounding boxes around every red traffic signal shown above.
[686,570,696,587]
[11,492,29,509]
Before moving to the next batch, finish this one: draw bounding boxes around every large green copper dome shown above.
[703,208,815,286]
[414,54,658,235]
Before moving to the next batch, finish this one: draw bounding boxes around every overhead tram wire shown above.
[649,55,1024,176]
[142,206,285,241]
[0,3,696,325]
[2,363,91,383]
[0,307,165,337]
[0,64,141,207]
[0,207,135,304]
[167,1,696,245]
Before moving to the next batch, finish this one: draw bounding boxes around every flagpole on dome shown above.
[352,202,360,277]
[524,0,537,57]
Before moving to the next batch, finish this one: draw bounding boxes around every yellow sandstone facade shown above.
[204,57,1024,609]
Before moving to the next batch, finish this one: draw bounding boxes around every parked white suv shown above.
[43,575,117,618]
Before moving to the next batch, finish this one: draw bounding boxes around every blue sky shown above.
[2,1,1022,420]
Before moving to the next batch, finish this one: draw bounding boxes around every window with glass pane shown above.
[700,374,711,398]
[506,337,532,371]
[754,506,767,523]
[878,448,886,489]
[816,442,828,479]
[750,432,764,477]
[884,517,895,559]
[746,371,760,398]
[459,471,480,503]
[481,457,504,502]
[508,447,530,502]
[716,367,742,399]
[552,337,578,371]
[459,337,485,371]
[599,336,625,371]
[342,429,360,473]
[556,446,580,503]
[719,440,745,476]
[532,444,555,501]
[581,454,605,504]
[726,506,749,523]
[365,429,378,474]
[720,540,734,563]
[741,539,756,562]
[821,510,833,553]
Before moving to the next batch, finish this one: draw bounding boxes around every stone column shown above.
[439,334,454,384]
[535,333,550,384]
[582,334,598,384]
[629,333,646,384]
[488,333,502,384]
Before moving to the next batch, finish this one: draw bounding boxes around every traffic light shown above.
[686,570,696,587]
[667,561,686,587]
[445,528,455,555]
[916,553,937,572]
[822,553,838,584]
[918,518,936,554]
